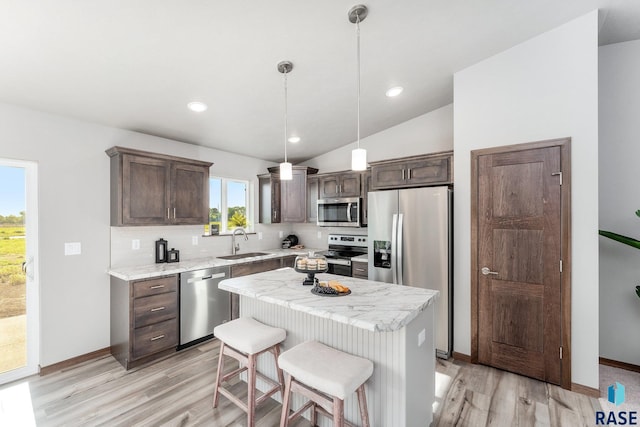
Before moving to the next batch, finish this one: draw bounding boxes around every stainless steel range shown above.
[322,234,368,276]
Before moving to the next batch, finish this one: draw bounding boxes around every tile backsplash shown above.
[111,224,291,267]
[110,223,366,268]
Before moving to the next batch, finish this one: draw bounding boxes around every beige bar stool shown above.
[278,340,374,427]
[212,317,286,427]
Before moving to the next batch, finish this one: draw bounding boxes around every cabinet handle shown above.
[408,168,412,180]
[173,207,176,219]
[167,207,170,219]
[150,334,165,341]
[150,306,166,312]
[150,285,165,289]
[335,184,339,194]
[402,169,405,180]
[355,268,366,272]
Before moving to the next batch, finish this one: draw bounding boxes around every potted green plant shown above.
[599,210,640,298]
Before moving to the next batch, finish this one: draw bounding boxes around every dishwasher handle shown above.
[186,271,226,284]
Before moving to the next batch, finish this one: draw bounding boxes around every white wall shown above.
[0,102,280,366]
[453,10,599,389]
[302,104,453,173]
[599,39,640,366]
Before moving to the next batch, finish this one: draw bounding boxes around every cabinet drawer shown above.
[133,292,177,329]
[132,275,177,298]
[132,318,178,360]
[231,258,282,277]
[281,255,297,268]
[352,261,368,279]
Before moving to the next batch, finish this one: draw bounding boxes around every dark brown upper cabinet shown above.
[318,172,361,199]
[258,166,318,224]
[281,168,307,223]
[258,173,281,224]
[306,175,319,224]
[107,146,212,226]
[361,170,371,226]
[369,151,452,191]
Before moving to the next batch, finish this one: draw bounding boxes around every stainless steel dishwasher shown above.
[179,266,230,349]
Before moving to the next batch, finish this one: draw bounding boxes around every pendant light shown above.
[349,4,368,171]
[278,60,293,180]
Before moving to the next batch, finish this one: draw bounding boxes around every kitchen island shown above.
[219,267,439,427]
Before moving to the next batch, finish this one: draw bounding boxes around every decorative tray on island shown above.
[311,281,352,297]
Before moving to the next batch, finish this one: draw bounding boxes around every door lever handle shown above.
[481,267,499,276]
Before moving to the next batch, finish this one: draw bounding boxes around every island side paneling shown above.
[240,296,435,427]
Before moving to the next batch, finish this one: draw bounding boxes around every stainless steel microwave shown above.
[317,197,361,227]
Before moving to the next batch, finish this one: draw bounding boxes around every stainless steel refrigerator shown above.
[368,186,452,358]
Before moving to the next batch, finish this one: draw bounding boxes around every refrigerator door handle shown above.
[397,213,404,285]
[391,213,398,284]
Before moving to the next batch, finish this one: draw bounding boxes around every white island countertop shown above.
[219,267,438,332]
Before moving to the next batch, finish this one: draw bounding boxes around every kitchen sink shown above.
[217,252,270,260]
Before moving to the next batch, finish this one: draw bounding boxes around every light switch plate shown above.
[279,231,284,238]
[192,236,198,245]
[258,232,263,240]
[317,231,322,239]
[64,242,81,256]
[132,239,140,250]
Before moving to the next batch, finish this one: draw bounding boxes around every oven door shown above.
[326,258,352,276]
[317,198,360,227]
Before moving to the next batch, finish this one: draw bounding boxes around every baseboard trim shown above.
[571,382,600,398]
[452,351,472,363]
[39,347,111,376]
[600,357,640,374]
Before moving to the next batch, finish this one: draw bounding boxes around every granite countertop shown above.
[108,248,323,281]
[351,254,368,262]
[219,267,438,332]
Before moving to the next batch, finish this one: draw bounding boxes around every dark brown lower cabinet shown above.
[352,260,368,279]
[281,255,297,268]
[110,275,179,369]
[110,255,303,370]
[229,257,298,319]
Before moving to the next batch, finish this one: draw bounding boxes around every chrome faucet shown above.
[231,228,248,255]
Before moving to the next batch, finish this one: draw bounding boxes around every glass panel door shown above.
[0,160,38,384]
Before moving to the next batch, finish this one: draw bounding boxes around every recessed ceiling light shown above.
[288,136,301,143]
[385,86,404,97]
[187,101,208,112]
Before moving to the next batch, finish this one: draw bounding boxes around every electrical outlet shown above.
[258,232,263,240]
[132,239,140,250]
[279,231,284,238]
[192,236,198,245]
[64,242,81,256]
[418,329,426,347]
[317,231,322,239]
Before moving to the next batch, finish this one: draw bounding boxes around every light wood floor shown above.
[434,358,601,426]
[0,339,602,426]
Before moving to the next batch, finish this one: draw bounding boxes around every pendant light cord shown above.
[356,13,361,149]
[283,70,288,163]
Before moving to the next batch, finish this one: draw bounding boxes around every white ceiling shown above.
[1,1,639,163]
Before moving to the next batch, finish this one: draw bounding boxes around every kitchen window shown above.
[210,177,252,233]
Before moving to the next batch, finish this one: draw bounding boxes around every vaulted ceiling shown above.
[1,1,639,163]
